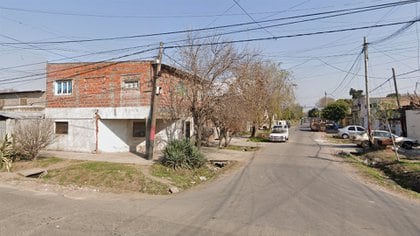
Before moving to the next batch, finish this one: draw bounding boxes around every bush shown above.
[0,135,16,172]
[162,139,206,169]
[13,119,55,160]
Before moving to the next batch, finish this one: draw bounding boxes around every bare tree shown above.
[13,119,55,160]
[174,34,242,148]
[210,91,248,148]
[232,58,294,137]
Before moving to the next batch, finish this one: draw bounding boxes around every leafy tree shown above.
[308,108,320,118]
[349,88,363,99]
[321,102,348,122]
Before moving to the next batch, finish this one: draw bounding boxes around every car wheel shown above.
[402,141,413,150]
[342,133,349,139]
[361,140,370,148]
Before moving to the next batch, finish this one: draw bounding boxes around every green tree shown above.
[349,88,364,99]
[321,102,348,122]
[308,108,320,118]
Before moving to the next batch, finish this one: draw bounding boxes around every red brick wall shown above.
[46,62,154,108]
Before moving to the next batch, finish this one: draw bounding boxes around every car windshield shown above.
[272,126,287,133]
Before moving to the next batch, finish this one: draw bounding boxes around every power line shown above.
[232,0,276,37]
[164,19,420,49]
[2,18,420,86]
[371,15,420,45]
[329,50,364,95]
[0,4,343,19]
[369,68,420,92]
[0,47,159,85]
[1,0,417,45]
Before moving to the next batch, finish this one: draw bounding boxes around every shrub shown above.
[162,139,206,169]
[0,135,16,172]
[13,119,55,160]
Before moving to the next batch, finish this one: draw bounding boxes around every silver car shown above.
[337,125,365,139]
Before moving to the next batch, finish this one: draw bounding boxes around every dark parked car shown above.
[325,123,340,133]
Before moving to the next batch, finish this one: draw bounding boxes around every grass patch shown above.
[400,161,420,172]
[35,156,64,167]
[324,134,353,144]
[248,137,269,143]
[43,161,169,195]
[151,162,234,190]
[11,156,68,171]
[336,150,420,199]
[10,156,238,195]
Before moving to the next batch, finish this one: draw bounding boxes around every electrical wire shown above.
[232,0,276,37]
[329,50,364,96]
[1,18,419,86]
[1,0,417,45]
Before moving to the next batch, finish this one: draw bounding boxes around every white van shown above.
[269,124,289,142]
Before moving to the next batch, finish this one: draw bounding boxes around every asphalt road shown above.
[1,127,420,235]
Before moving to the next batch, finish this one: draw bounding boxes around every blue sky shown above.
[0,0,419,109]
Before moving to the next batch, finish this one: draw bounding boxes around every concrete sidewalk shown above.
[40,150,155,165]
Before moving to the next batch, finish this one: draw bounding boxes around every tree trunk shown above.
[251,122,256,138]
[195,123,202,149]
[225,131,232,147]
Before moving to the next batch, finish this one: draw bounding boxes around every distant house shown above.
[45,61,193,154]
[0,90,45,140]
[351,95,410,136]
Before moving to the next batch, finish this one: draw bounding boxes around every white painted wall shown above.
[98,119,131,152]
[45,107,150,120]
[47,119,96,153]
[45,107,192,153]
[406,110,420,141]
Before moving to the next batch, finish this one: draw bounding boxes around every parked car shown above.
[269,125,289,142]
[325,123,340,134]
[352,130,419,149]
[337,125,365,139]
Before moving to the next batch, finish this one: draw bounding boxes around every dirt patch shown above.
[343,148,420,196]
[318,132,420,201]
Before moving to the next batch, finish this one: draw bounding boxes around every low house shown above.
[404,109,420,141]
[352,95,410,136]
[0,90,45,139]
[45,61,193,154]
[401,94,420,140]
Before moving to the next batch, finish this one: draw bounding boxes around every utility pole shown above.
[392,68,406,137]
[363,37,372,141]
[324,91,328,107]
[146,42,164,160]
[392,68,401,109]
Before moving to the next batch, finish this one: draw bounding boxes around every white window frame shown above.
[123,80,139,89]
[55,80,72,95]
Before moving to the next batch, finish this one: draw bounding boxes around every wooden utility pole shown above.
[363,37,372,140]
[392,68,401,109]
[392,68,406,137]
[146,42,164,160]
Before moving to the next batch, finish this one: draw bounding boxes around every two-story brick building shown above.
[45,61,193,154]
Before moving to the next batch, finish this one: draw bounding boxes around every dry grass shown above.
[8,156,237,195]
